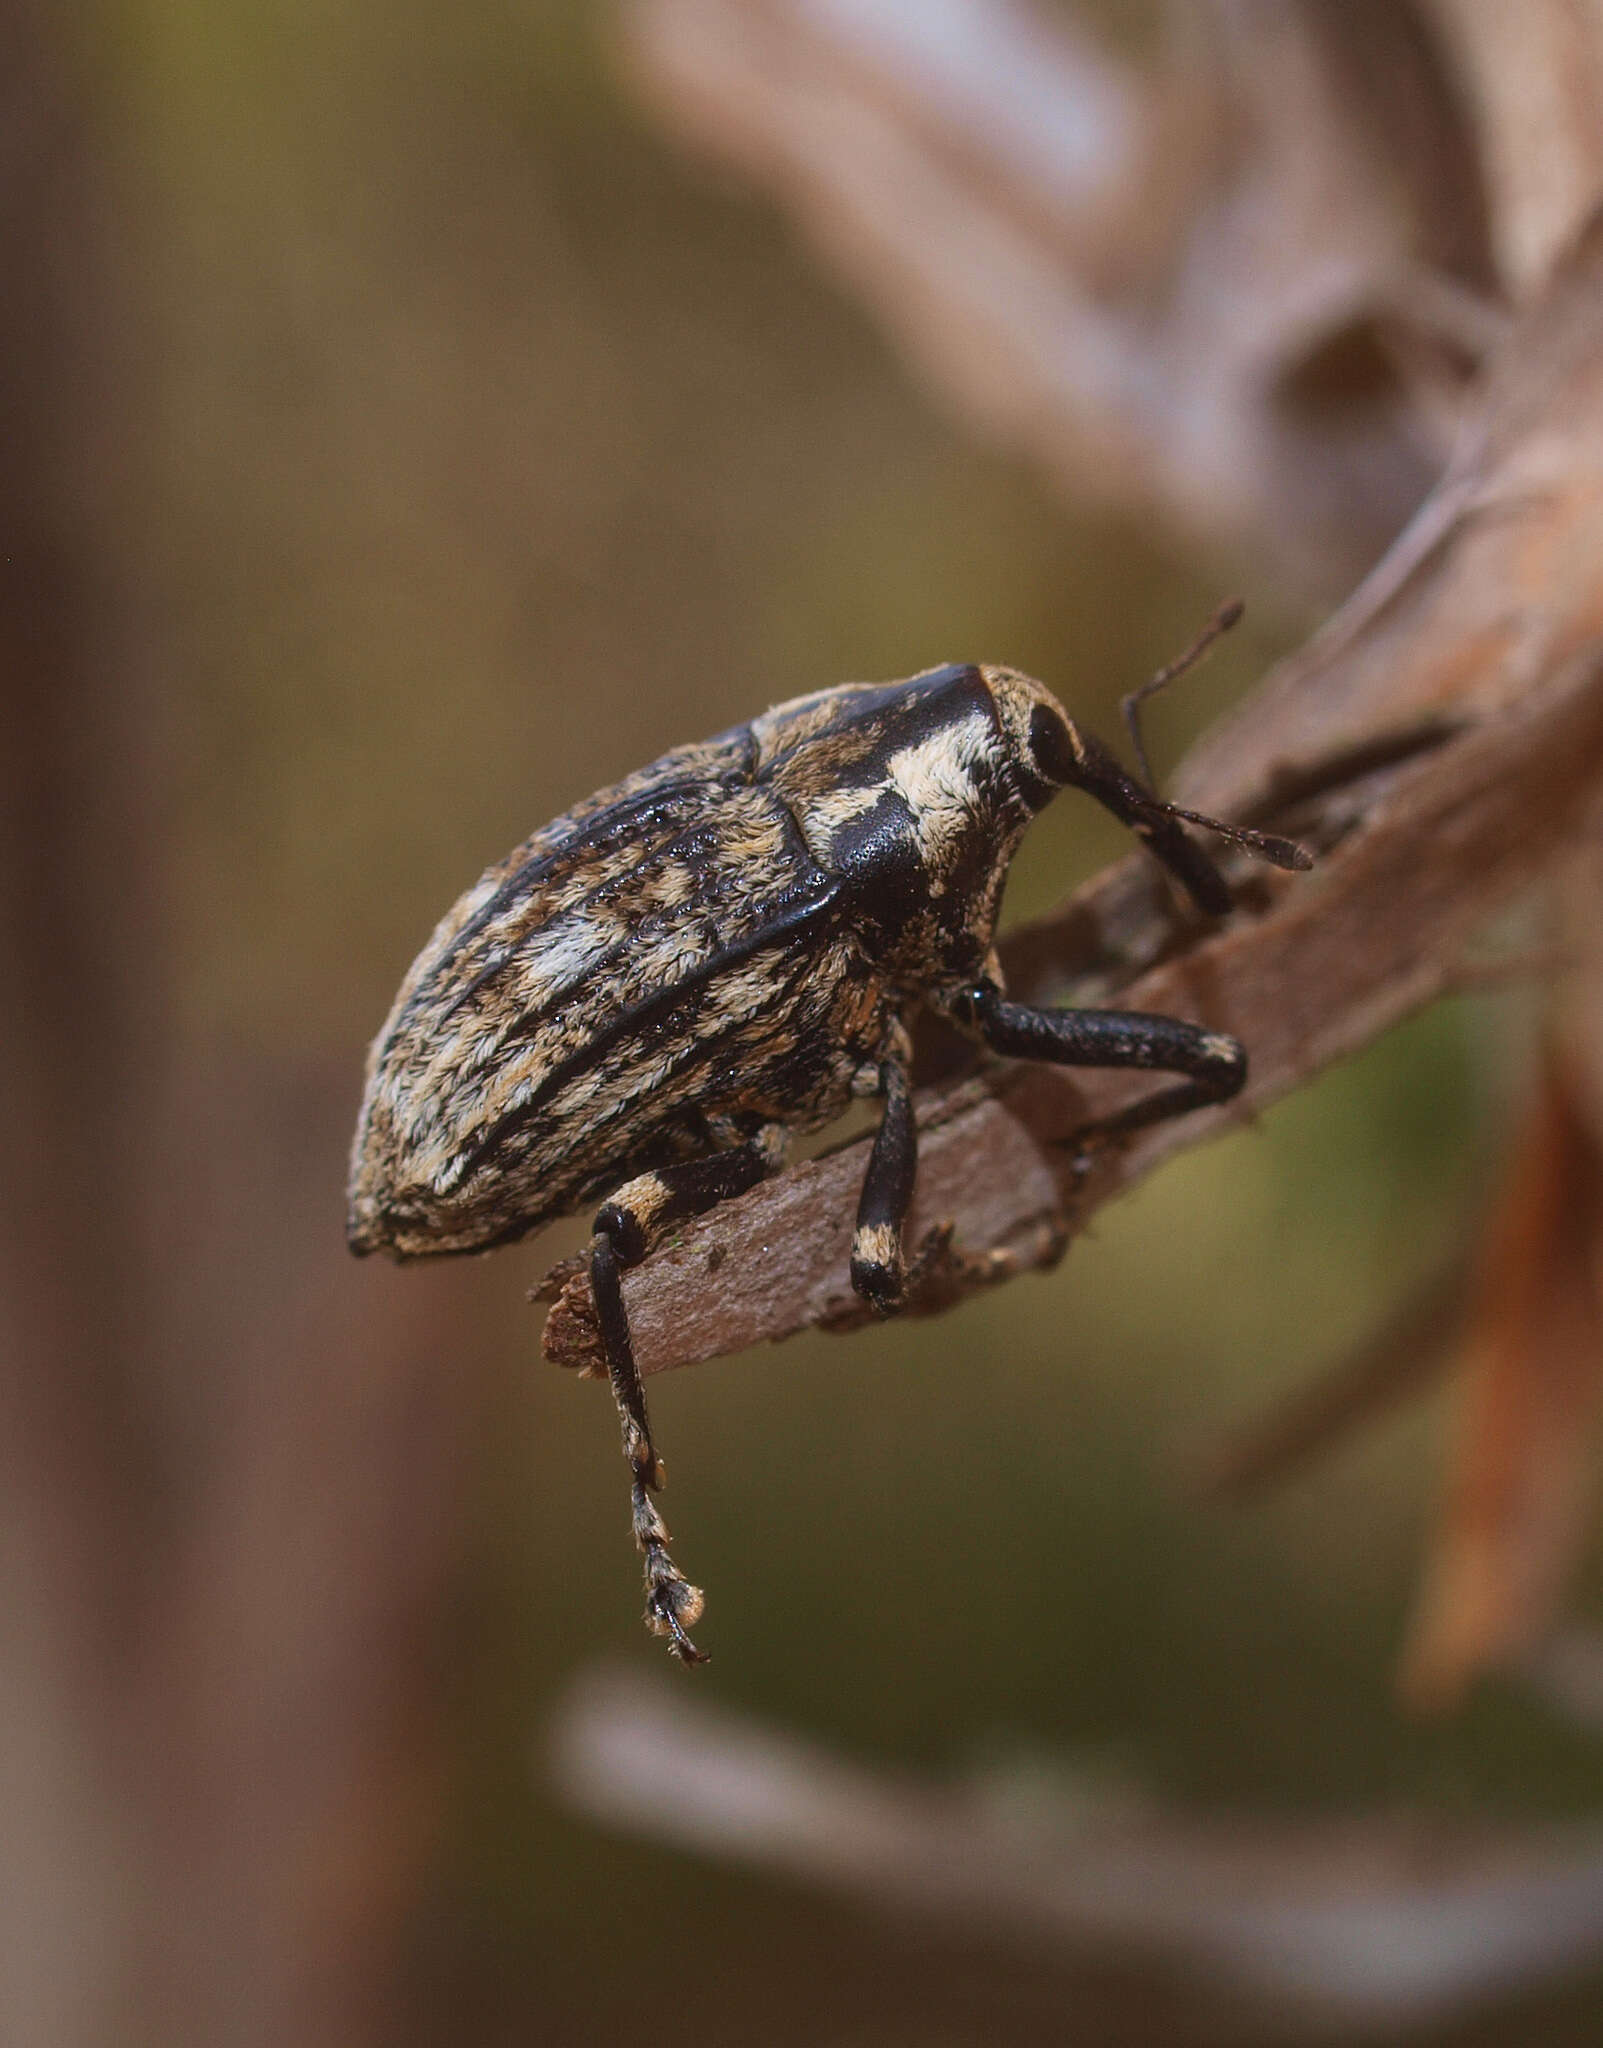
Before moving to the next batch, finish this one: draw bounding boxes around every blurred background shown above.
[8,2,1603,2042]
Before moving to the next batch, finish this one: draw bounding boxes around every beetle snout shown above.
[345,1175,391,1257]
[345,1207,380,1256]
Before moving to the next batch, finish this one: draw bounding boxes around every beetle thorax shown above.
[771,666,1036,979]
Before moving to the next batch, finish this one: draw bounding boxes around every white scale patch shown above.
[802,780,883,837]
[518,915,618,998]
[884,714,991,883]
[852,1220,900,1267]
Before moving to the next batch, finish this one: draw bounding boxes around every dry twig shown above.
[543,213,1603,1382]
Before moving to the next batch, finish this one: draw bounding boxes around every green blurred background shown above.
[24,2,1603,2040]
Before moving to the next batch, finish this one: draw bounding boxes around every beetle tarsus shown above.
[635,1478,709,1663]
[643,1538,710,1665]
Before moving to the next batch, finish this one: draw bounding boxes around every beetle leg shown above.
[963,985,1245,1140]
[590,1126,787,1665]
[850,1052,917,1314]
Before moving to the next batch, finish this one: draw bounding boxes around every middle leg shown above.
[850,1034,917,1314]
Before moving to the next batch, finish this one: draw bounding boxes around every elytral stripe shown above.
[451,880,842,1186]
[450,947,830,1217]
[403,740,759,1016]
[421,792,786,1064]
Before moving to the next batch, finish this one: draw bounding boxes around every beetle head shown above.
[980,665,1311,917]
[980,667,1098,815]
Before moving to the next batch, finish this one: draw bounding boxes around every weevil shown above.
[348,626,1309,1664]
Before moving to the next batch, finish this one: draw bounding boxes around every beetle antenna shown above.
[1122,597,1244,792]
[1151,801,1313,873]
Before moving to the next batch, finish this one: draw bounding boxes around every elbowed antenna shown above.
[1121,597,1245,792]
[1121,599,1313,877]
[1145,801,1314,874]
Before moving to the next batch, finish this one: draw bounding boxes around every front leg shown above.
[591,1125,787,1665]
[962,985,1245,1141]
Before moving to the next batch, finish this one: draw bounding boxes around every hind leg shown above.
[590,1126,787,1664]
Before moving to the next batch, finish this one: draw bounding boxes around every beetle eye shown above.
[1028,702,1079,786]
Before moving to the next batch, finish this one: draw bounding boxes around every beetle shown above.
[348,644,1308,1664]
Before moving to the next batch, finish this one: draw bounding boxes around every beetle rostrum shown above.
[348,659,1310,1664]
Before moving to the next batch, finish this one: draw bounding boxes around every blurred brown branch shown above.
[0,3,165,2032]
[542,207,1603,1380]
[552,1666,1603,2031]
[622,0,1517,599]
[0,12,479,2040]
